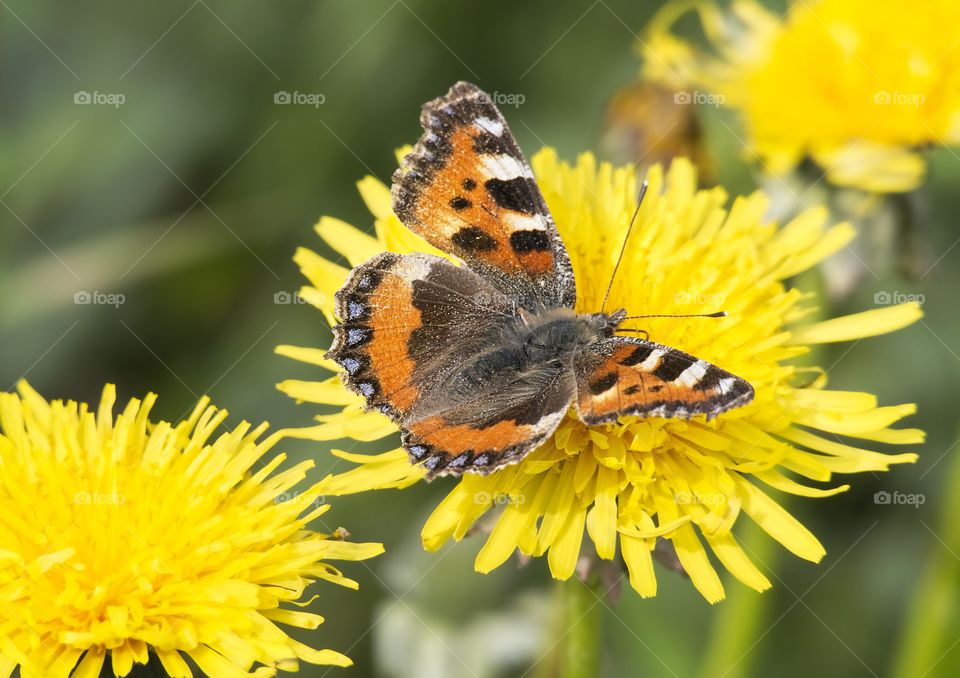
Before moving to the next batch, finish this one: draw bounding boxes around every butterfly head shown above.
[593,308,628,333]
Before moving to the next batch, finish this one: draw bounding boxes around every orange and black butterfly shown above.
[327,82,753,479]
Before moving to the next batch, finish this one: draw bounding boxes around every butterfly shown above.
[327,82,754,479]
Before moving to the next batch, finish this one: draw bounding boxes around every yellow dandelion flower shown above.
[277,148,923,603]
[641,0,960,193]
[0,382,383,677]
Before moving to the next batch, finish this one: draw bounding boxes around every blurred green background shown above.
[2,1,958,676]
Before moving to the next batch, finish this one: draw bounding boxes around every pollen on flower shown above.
[0,382,383,677]
[278,148,923,604]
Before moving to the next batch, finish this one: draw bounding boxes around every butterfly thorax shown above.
[404,308,618,425]
[515,307,625,366]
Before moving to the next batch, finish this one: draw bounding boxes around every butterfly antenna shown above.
[621,311,728,320]
[601,180,648,313]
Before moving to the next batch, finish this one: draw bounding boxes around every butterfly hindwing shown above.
[327,251,512,422]
[401,367,574,479]
[392,81,575,310]
[327,251,572,478]
[575,337,754,424]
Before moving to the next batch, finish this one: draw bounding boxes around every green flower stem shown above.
[697,519,776,678]
[559,577,603,678]
[891,430,960,678]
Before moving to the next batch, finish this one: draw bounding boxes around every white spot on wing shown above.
[639,349,664,371]
[675,360,708,387]
[474,117,504,136]
[718,377,736,394]
[502,211,548,231]
[395,257,433,281]
[480,154,533,180]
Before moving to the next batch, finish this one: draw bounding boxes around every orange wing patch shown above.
[392,82,575,310]
[397,124,555,276]
[327,252,427,420]
[576,339,754,424]
[402,408,566,479]
[408,417,536,455]
[360,272,421,412]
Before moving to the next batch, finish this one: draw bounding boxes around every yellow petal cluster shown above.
[0,382,382,677]
[278,148,922,603]
[642,0,960,192]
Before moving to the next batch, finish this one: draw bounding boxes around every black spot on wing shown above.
[462,178,477,191]
[485,177,537,214]
[652,351,691,382]
[589,372,619,395]
[623,385,641,395]
[450,196,472,211]
[452,226,498,252]
[509,230,551,254]
[620,344,654,366]
[694,365,724,391]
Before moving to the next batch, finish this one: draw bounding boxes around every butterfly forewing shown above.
[391,81,575,310]
[574,337,754,424]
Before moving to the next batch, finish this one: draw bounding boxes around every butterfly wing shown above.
[327,251,572,478]
[327,252,509,421]
[401,367,574,479]
[392,81,575,311]
[575,337,754,424]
